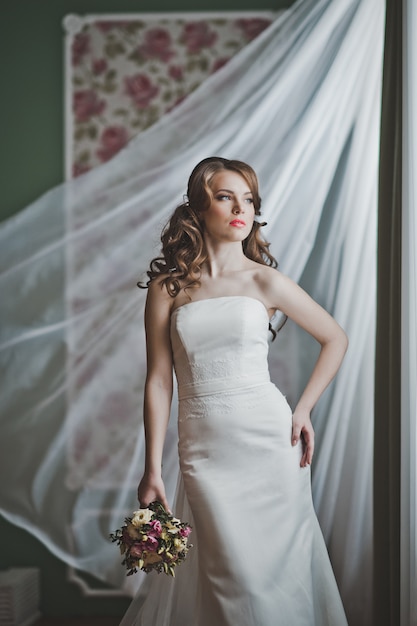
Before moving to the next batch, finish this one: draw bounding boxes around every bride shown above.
[120,156,348,625]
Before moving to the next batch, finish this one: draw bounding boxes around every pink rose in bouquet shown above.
[149,519,162,535]
[180,526,192,538]
[129,544,143,559]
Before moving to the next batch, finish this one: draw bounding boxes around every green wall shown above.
[0,0,294,618]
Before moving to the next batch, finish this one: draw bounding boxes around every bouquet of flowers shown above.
[110,501,192,577]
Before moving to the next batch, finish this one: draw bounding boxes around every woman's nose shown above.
[232,201,243,214]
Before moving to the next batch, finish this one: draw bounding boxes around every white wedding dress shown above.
[120,296,348,626]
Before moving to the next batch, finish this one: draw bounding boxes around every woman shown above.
[120,156,348,625]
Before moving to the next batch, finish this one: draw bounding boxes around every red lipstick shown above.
[229,219,246,227]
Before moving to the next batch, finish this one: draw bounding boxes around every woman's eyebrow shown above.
[215,188,252,195]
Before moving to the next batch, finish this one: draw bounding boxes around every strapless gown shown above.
[120,296,348,626]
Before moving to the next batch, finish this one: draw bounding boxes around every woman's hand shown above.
[137,472,171,513]
[291,408,315,468]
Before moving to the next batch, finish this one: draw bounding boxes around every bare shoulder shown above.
[147,275,171,300]
[251,263,329,316]
[254,264,347,344]
[251,264,289,303]
[253,264,284,286]
[146,276,175,316]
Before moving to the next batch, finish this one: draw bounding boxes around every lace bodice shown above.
[170,296,271,400]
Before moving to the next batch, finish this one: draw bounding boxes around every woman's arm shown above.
[137,279,174,510]
[264,270,348,468]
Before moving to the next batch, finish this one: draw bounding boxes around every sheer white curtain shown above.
[0,0,384,623]
[402,1,417,623]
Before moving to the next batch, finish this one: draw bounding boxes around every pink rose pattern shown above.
[211,57,231,74]
[181,22,218,53]
[96,125,129,162]
[92,58,107,75]
[72,32,90,66]
[69,16,272,177]
[168,65,184,81]
[72,162,91,178]
[73,89,106,122]
[124,73,160,109]
[236,18,272,41]
[137,28,175,62]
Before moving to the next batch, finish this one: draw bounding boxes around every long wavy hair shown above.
[139,156,278,297]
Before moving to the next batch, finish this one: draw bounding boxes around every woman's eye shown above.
[214,194,253,203]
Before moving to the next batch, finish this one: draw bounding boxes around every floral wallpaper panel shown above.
[65,13,274,179]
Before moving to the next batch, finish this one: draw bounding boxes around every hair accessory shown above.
[183,194,190,206]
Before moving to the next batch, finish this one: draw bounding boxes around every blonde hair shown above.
[139,156,278,296]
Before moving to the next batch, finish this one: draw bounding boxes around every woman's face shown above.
[202,170,255,242]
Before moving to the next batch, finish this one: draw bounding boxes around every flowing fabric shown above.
[0,0,384,623]
[121,296,348,625]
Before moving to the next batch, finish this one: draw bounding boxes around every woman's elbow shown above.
[339,327,349,356]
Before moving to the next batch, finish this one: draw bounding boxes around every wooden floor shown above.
[33,617,120,626]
